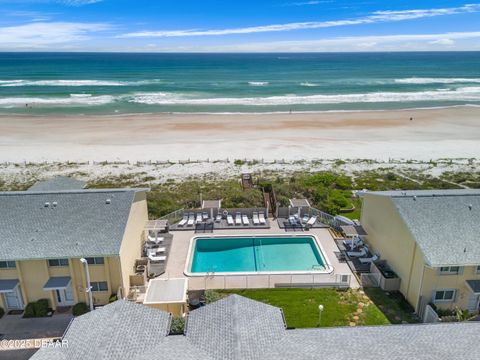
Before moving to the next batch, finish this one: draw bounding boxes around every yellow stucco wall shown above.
[118,191,148,293]
[145,302,185,316]
[362,193,480,313]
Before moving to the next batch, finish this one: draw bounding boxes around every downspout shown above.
[415,264,426,313]
[405,241,418,304]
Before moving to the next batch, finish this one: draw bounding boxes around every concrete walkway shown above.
[0,313,72,341]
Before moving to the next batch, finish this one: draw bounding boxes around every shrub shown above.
[169,316,185,335]
[34,299,49,317]
[23,299,50,318]
[109,294,118,303]
[204,290,221,304]
[23,303,36,318]
[0,307,4,318]
[72,302,89,317]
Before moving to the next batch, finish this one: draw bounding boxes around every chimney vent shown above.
[44,202,50,208]
[106,199,111,205]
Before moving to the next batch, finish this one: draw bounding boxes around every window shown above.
[48,259,69,267]
[476,265,480,274]
[0,261,16,269]
[85,257,104,265]
[434,289,456,303]
[439,266,461,275]
[91,281,108,292]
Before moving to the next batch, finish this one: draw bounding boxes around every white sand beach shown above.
[0,106,479,162]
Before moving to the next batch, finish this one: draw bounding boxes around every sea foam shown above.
[395,78,480,84]
[0,79,164,87]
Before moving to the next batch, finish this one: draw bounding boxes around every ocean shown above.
[1,52,480,115]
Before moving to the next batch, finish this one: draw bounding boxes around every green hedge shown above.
[23,299,50,318]
[72,302,89,317]
[169,316,185,335]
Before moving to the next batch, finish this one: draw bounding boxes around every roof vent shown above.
[413,196,417,201]
[106,198,111,204]
[44,202,50,208]
[52,202,58,207]
[468,204,473,211]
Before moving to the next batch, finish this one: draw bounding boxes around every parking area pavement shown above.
[0,313,73,340]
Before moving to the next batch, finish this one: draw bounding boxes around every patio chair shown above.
[259,212,266,225]
[235,212,242,225]
[302,214,310,223]
[202,212,209,220]
[178,214,188,227]
[196,213,203,224]
[148,254,167,262]
[343,236,363,249]
[289,216,298,225]
[252,212,260,225]
[227,214,234,225]
[187,213,195,226]
[347,245,369,258]
[306,216,317,227]
[215,213,222,222]
[359,254,379,264]
[148,233,164,244]
[242,214,250,226]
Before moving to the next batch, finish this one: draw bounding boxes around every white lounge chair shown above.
[359,254,379,264]
[289,216,298,225]
[178,214,188,227]
[306,216,317,227]
[215,213,222,222]
[343,236,363,249]
[227,214,234,225]
[242,214,250,226]
[235,212,242,225]
[148,254,166,262]
[258,212,266,225]
[302,214,310,223]
[148,234,164,244]
[347,246,369,258]
[196,213,203,224]
[252,212,260,225]
[187,213,195,226]
[202,212,208,220]
[147,247,166,257]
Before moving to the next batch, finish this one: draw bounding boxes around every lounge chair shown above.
[252,212,260,225]
[302,214,310,223]
[148,233,164,244]
[359,254,379,264]
[196,213,203,224]
[242,214,250,226]
[215,213,222,222]
[202,212,208,220]
[178,214,188,227]
[347,245,369,258]
[342,236,363,249]
[289,216,298,225]
[148,254,166,262]
[235,212,242,225]
[187,213,195,226]
[306,216,317,227]
[147,248,165,257]
[259,212,266,225]
[227,214,234,225]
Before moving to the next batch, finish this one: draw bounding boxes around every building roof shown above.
[31,295,480,360]
[0,188,146,261]
[144,278,188,304]
[289,198,311,208]
[31,300,171,360]
[186,295,286,360]
[28,176,86,192]
[366,189,480,266]
[466,280,480,294]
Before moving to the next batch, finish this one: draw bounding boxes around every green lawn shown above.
[219,288,392,328]
[363,288,418,324]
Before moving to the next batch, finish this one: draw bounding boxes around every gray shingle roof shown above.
[31,300,171,360]
[30,295,480,360]
[368,190,480,266]
[186,294,286,360]
[28,177,86,192]
[0,189,145,261]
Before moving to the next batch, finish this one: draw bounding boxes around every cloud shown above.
[283,1,333,6]
[430,38,455,46]
[59,0,103,5]
[120,4,480,38]
[0,22,111,48]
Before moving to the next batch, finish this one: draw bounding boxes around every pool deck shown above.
[159,220,360,290]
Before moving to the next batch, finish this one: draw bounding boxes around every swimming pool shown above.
[186,235,331,275]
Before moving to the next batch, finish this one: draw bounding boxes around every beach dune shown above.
[1,106,479,162]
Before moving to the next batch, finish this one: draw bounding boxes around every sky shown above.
[0,0,479,52]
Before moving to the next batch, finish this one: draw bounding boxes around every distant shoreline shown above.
[1,106,480,162]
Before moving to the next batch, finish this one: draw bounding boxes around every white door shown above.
[55,284,75,306]
[3,287,23,310]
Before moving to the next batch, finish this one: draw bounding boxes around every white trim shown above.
[184,233,333,277]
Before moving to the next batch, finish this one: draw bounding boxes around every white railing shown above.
[192,272,351,290]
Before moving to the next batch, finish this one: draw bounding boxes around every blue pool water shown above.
[190,236,326,273]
